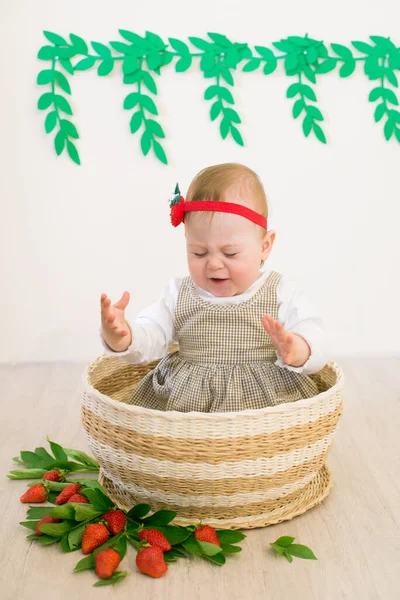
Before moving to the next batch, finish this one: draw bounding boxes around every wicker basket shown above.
[82,353,343,530]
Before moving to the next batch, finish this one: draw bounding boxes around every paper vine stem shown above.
[36,32,400,166]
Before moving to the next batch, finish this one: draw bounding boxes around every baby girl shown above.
[99,163,327,412]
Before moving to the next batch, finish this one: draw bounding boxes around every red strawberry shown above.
[103,510,126,535]
[95,548,121,579]
[138,529,171,552]
[55,484,81,505]
[136,545,168,578]
[81,523,109,554]
[67,494,89,504]
[35,515,61,535]
[194,525,220,546]
[43,470,61,481]
[20,483,47,503]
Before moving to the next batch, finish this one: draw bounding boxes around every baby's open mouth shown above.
[210,278,228,283]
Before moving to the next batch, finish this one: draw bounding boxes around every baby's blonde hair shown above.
[185,163,268,225]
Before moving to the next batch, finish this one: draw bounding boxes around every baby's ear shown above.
[261,230,276,260]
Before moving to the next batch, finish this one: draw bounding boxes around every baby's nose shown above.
[207,255,224,270]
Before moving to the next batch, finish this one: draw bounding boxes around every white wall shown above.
[1,0,399,362]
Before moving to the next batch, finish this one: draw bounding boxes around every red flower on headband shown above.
[170,196,185,227]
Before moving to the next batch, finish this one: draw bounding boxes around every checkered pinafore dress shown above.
[128,271,320,412]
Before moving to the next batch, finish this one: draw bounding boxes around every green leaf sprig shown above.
[8,437,99,479]
[270,536,317,562]
[11,441,246,587]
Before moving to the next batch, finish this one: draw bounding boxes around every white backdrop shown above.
[1,0,399,362]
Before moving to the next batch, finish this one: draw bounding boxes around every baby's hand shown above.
[262,314,311,368]
[100,291,132,352]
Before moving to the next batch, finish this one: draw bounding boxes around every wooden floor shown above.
[0,358,399,600]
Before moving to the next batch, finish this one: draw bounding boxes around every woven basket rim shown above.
[82,357,344,421]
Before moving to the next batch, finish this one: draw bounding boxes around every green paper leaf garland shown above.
[37,32,400,165]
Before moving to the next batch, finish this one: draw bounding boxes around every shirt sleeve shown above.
[99,279,181,365]
[275,276,329,375]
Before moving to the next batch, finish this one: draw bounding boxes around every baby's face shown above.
[185,212,274,297]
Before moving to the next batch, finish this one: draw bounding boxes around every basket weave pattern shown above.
[82,355,343,529]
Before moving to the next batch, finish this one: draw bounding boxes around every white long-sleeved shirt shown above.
[100,267,328,375]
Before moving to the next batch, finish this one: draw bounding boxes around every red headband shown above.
[169,185,267,230]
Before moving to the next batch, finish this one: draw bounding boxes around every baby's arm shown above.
[99,280,180,365]
[262,277,328,374]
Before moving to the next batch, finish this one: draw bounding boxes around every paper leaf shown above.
[351,41,375,55]
[43,31,67,46]
[54,131,65,155]
[302,115,313,137]
[220,67,234,86]
[123,56,138,75]
[141,131,152,155]
[140,95,158,115]
[219,87,234,104]
[119,29,146,45]
[153,140,168,164]
[292,99,304,118]
[38,45,57,60]
[59,58,74,75]
[384,118,395,140]
[74,57,96,71]
[45,111,57,133]
[301,85,317,101]
[313,123,327,143]
[124,92,140,110]
[38,93,53,110]
[91,41,111,57]
[146,31,166,51]
[54,95,72,115]
[315,58,337,74]
[146,119,165,138]
[175,55,192,72]
[130,112,143,133]
[110,41,132,54]
[207,32,232,48]
[273,40,296,53]
[339,60,356,78]
[141,71,157,94]
[210,101,221,121]
[231,125,244,146]
[374,103,386,122]
[37,70,55,85]
[69,34,88,55]
[306,105,324,121]
[331,43,353,59]
[60,119,79,138]
[188,37,213,51]
[98,59,114,76]
[220,117,230,139]
[168,38,189,54]
[243,59,261,72]
[385,69,398,88]
[224,107,241,123]
[55,71,71,94]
